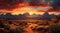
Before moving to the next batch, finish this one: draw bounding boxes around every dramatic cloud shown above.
[28,0,41,6]
[0,0,24,10]
[0,0,60,12]
[52,0,60,9]
[0,0,52,10]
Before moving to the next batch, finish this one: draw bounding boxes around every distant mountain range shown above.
[0,12,57,20]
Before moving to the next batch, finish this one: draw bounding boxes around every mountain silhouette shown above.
[38,12,57,20]
[0,12,57,20]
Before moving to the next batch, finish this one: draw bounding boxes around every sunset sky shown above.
[0,0,60,15]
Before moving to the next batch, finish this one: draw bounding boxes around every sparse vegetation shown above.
[50,24,60,33]
[0,14,60,33]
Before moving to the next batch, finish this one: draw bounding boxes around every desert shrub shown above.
[4,25,10,30]
[8,21,12,24]
[8,27,25,33]
[8,29,15,33]
[19,22,27,27]
[50,24,60,33]
[0,22,4,28]
[14,27,25,33]
[0,30,4,33]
